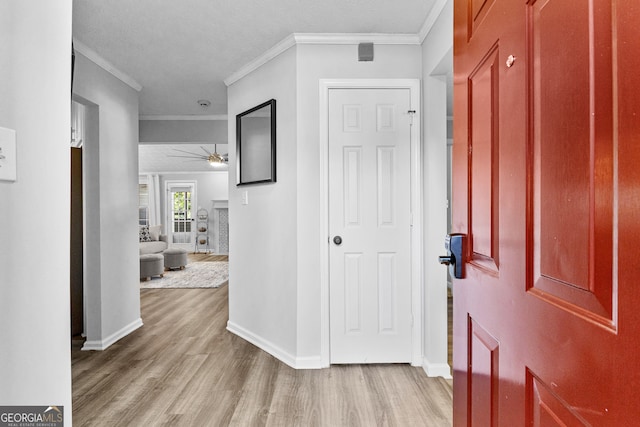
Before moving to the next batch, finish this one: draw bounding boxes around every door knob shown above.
[438,255,452,265]
[439,234,467,279]
[333,236,343,245]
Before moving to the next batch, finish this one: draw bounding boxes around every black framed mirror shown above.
[236,99,276,185]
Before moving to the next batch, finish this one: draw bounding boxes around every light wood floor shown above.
[448,290,453,370]
[188,252,228,263]
[72,255,452,426]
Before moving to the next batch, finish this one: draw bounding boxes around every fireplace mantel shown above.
[212,201,228,210]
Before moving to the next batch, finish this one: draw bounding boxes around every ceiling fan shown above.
[168,145,228,167]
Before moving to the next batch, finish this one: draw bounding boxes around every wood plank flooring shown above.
[448,289,453,370]
[188,252,229,263]
[72,256,452,426]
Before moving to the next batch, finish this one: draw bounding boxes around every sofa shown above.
[139,224,168,255]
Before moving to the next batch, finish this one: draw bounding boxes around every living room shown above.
[137,141,230,287]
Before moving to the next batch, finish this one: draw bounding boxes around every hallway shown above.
[72,283,452,426]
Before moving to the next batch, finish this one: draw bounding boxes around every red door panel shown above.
[529,0,614,325]
[453,0,640,425]
[469,45,500,272]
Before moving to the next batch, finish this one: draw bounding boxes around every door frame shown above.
[165,180,197,250]
[319,79,423,367]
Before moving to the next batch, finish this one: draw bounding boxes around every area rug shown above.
[140,261,228,289]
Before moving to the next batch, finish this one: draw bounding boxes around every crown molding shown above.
[224,34,298,87]
[224,33,421,87]
[418,0,450,43]
[294,33,421,45]
[73,38,143,92]
[139,115,228,121]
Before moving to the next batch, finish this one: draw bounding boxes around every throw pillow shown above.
[149,224,162,241]
[139,225,152,242]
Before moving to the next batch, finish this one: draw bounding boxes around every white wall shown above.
[228,42,422,367]
[421,0,454,377]
[227,47,299,364]
[0,0,73,419]
[73,51,142,350]
[295,44,423,362]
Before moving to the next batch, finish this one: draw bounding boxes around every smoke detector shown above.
[197,99,211,108]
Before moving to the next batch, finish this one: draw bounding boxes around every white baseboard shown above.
[226,321,323,369]
[82,318,144,351]
[423,357,453,379]
[294,355,324,370]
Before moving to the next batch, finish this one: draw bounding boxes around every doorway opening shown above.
[166,181,197,251]
[70,101,85,339]
[69,96,99,346]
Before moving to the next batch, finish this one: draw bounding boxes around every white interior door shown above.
[329,88,413,364]
[166,181,196,250]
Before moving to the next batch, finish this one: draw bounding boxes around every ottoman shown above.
[163,247,188,270]
[140,253,164,281]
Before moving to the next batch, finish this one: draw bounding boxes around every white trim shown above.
[224,34,297,86]
[423,357,453,379]
[212,201,228,209]
[140,115,228,121]
[319,79,423,367]
[294,33,421,45]
[139,171,229,177]
[224,33,422,87]
[418,0,450,43]
[165,180,198,250]
[81,318,143,351]
[73,38,143,92]
[294,356,324,370]
[227,321,324,369]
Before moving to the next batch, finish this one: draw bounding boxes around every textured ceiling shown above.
[72,0,436,116]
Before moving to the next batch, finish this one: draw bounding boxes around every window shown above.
[172,190,192,233]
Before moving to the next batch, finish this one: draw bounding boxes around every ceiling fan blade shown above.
[171,148,206,156]
[166,146,228,166]
[173,158,207,163]
[167,154,208,160]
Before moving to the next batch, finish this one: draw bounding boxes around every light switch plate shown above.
[0,127,17,182]
[241,190,249,205]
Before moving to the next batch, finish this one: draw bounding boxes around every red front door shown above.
[453,0,640,424]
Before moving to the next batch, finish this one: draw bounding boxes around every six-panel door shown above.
[453,0,640,424]
[329,88,413,364]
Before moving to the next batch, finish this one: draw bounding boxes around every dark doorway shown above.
[70,147,83,337]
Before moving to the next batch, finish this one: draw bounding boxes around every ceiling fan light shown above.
[167,145,227,168]
[208,153,225,166]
